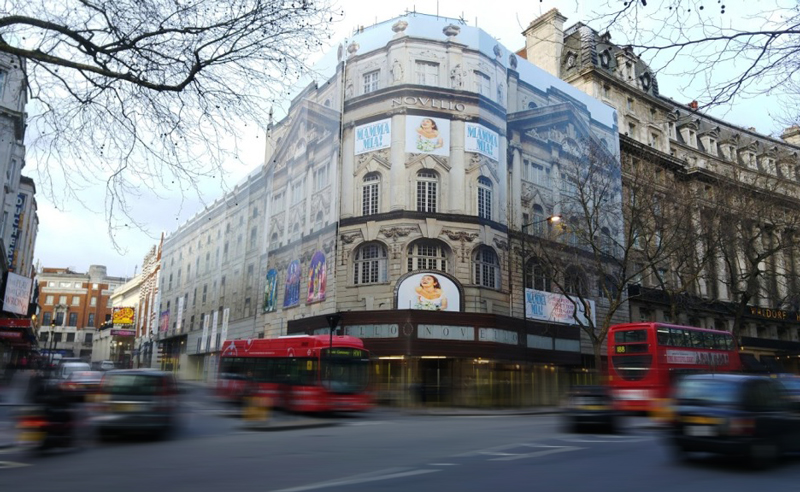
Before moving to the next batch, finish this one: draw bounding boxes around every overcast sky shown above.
[31,0,785,278]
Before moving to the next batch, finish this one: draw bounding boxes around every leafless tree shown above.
[525,136,679,371]
[1,0,339,243]
[591,0,800,128]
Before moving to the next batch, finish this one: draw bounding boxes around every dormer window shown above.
[707,138,717,156]
[640,72,652,91]
[689,130,697,147]
[668,122,676,139]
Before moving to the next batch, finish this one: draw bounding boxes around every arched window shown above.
[362,173,380,216]
[314,211,324,232]
[474,246,499,288]
[269,232,279,251]
[353,243,388,285]
[407,240,448,273]
[525,258,551,291]
[564,266,586,296]
[416,170,438,213]
[477,176,492,220]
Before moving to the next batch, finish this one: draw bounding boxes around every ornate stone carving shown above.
[493,44,502,59]
[392,20,408,34]
[301,250,313,263]
[379,227,414,240]
[509,53,518,70]
[441,230,478,242]
[391,59,404,84]
[323,240,335,254]
[340,231,361,244]
[450,64,463,89]
[347,42,359,55]
[493,237,509,251]
[443,24,461,38]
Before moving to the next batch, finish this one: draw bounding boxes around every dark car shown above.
[668,373,800,468]
[94,370,180,439]
[561,385,621,433]
[773,374,800,404]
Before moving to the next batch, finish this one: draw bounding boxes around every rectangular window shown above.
[627,122,637,139]
[474,71,491,97]
[477,187,491,219]
[272,192,285,214]
[249,227,258,249]
[363,70,379,94]
[416,180,437,213]
[42,312,52,326]
[66,332,76,342]
[84,333,93,343]
[72,296,80,306]
[415,61,439,85]
[53,333,62,343]
[314,163,330,191]
[59,295,67,305]
[90,297,97,307]
[523,159,550,186]
[649,133,660,149]
[362,177,379,216]
[45,295,54,305]
[88,313,95,327]
[291,179,305,205]
[202,285,208,303]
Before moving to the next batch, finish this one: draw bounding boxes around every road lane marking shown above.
[489,446,581,461]
[0,460,30,469]
[270,469,440,492]
[429,463,458,466]
[558,435,654,444]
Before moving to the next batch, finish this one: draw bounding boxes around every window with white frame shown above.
[272,191,285,214]
[522,159,549,186]
[477,176,492,220]
[362,173,380,216]
[407,240,448,272]
[416,170,438,213]
[415,61,439,85]
[530,205,546,235]
[561,173,578,197]
[314,211,324,232]
[314,163,330,191]
[474,246,499,288]
[45,295,54,305]
[71,296,80,306]
[90,297,97,307]
[353,243,388,284]
[363,70,379,94]
[474,71,491,97]
[564,266,586,296]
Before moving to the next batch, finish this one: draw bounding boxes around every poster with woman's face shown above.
[283,260,301,308]
[396,272,461,312]
[306,251,327,304]
[405,115,450,157]
[263,269,278,313]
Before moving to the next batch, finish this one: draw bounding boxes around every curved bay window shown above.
[353,242,388,285]
[416,170,438,213]
[407,240,449,273]
[474,246,499,289]
[525,257,552,291]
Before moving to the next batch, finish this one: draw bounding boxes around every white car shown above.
[100,361,115,371]
[58,361,92,380]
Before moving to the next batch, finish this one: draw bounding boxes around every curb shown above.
[239,420,340,432]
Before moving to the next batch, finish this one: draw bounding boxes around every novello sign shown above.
[391,97,466,112]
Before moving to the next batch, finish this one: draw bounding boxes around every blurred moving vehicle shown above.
[667,373,800,468]
[773,374,800,403]
[61,370,104,402]
[562,385,620,433]
[94,370,180,439]
[56,361,92,380]
[607,322,741,414]
[17,375,82,452]
[215,373,255,406]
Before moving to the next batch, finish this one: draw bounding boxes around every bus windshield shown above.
[320,348,370,394]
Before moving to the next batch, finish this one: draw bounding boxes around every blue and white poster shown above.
[525,289,596,326]
[355,118,391,155]
[263,269,278,313]
[465,123,500,161]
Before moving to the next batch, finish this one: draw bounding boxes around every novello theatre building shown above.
[158,13,625,407]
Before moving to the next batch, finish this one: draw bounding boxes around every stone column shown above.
[390,113,406,211]
[449,118,466,213]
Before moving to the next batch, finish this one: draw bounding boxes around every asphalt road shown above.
[3,386,800,492]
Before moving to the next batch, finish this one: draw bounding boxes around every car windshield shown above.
[63,364,90,377]
[676,378,741,405]
[104,374,164,395]
[70,371,103,381]
[779,378,800,392]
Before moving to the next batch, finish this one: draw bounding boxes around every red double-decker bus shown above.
[607,322,741,412]
[216,335,372,413]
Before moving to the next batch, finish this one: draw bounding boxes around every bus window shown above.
[657,327,671,345]
[670,328,689,347]
[615,330,647,343]
[689,330,706,349]
[723,334,734,351]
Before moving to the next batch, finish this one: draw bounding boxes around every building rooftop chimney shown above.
[522,9,567,78]
[781,126,800,145]
[688,100,698,110]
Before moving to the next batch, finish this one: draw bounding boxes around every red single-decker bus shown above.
[607,322,741,412]
[217,335,372,413]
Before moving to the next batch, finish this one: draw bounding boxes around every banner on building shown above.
[221,308,230,346]
[355,118,391,155]
[159,310,170,333]
[2,272,32,316]
[405,115,450,156]
[283,260,301,308]
[210,310,219,351]
[176,297,185,333]
[306,251,326,304]
[396,273,460,312]
[201,314,210,352]
[264,269,278,313]
[465,123,500,161]
[6,193,26,270]
[524,289,596,326]
[112,307,135,325]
